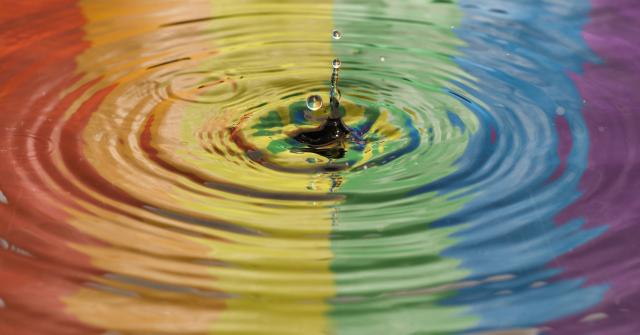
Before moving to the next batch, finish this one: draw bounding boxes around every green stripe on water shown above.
[330,0,479,333]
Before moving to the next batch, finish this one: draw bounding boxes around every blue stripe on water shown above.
[426,0,608,331]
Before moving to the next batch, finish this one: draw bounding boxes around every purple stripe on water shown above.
[546,0,640,334]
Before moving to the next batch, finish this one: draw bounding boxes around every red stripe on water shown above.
[0,1,103,334]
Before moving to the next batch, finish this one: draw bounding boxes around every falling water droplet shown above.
[332,29,342,40]
[380,56,386,62]
[332,58,341,69]
[306,95,323,111]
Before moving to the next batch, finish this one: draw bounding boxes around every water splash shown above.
[292,55,350,158]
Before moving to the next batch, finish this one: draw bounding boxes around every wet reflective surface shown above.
[1,0,639,334]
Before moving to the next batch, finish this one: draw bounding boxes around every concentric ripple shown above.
[1,0,639,334]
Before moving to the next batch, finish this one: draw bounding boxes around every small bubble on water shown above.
[306,95,323,111]
[581,313,609,323]
[598,126,605,132]
[380,56,386,62]
[332,29,342,40]
[531,281,547,288]
[556,106,566,116]
[332,58,341,69]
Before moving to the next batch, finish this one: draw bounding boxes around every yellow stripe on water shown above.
[186,1,336,334]
[63,1,337,334]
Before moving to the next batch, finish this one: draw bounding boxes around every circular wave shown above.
[1,1,635,335]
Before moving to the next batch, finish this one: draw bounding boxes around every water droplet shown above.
[380,56,385,62]
[332,29,342,40]
[332,58,341,69]
[598,126,605,132]
[306,95,323,111]
[556,106,565,116]
[0,298,5,308]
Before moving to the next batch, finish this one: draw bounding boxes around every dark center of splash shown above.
[291,97,352,159]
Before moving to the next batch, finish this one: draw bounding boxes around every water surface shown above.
[0,0,639,334]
